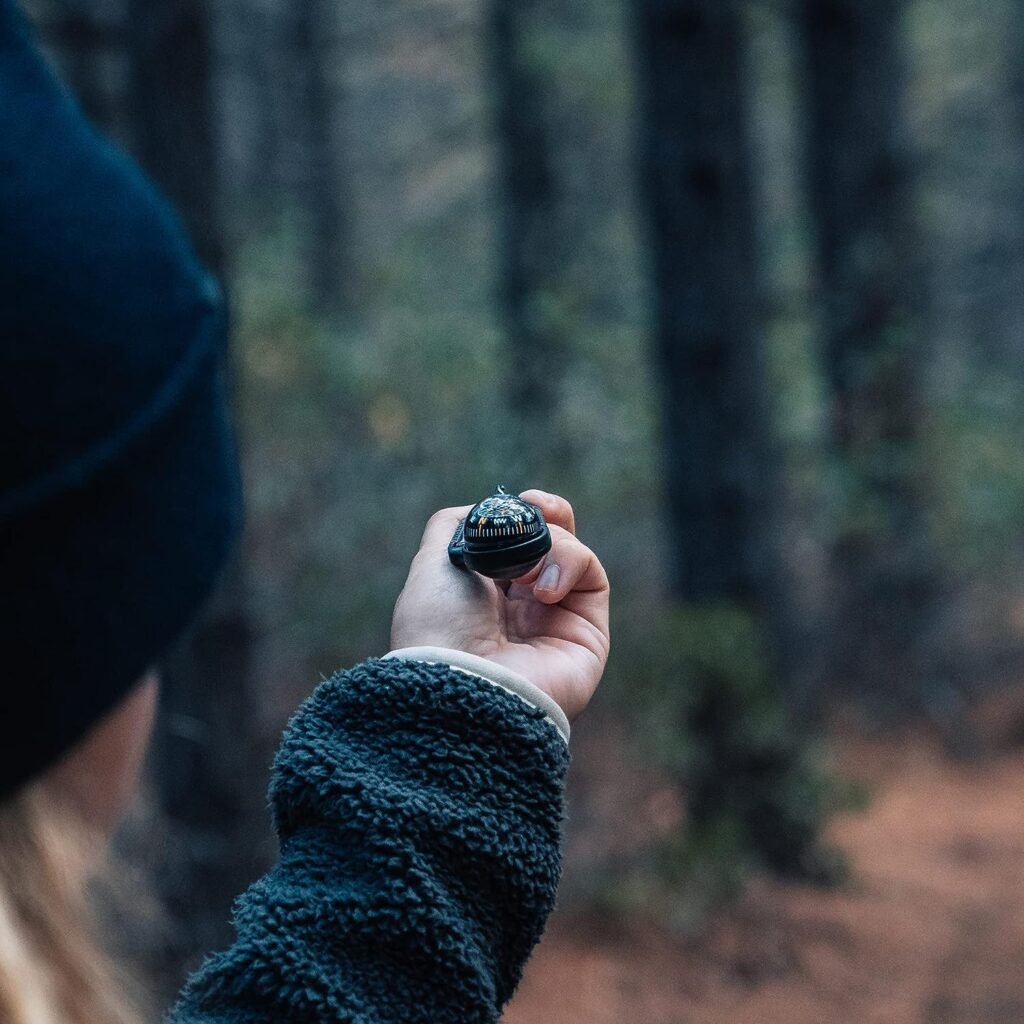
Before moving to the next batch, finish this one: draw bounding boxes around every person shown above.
[0,2,610,1023]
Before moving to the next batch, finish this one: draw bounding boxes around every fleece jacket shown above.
[167,657,569,1024]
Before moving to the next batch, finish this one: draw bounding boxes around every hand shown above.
[390,490,610,720]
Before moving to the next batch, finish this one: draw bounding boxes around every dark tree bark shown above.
[39,2,121,130]
[290,0,353,315]
[1005,6,1024,361]
[797,0,942,703]
[125,0,263,995]
[126,0,223,273]
[148,575,262,997]
[633,3,830,879]
[635,0,774,605]
[487,0,567,441]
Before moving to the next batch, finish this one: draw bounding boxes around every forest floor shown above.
[503,717,1024,1024]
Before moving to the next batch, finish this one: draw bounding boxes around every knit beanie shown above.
[0,1,242,797]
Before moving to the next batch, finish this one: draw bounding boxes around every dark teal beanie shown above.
[0,1,242,797]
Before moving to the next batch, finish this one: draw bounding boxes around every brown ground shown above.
[504,732,1024,1024]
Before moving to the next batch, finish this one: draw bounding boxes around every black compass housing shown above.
[448,486,552,580]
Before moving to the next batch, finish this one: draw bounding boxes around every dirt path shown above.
[504,737,1024,1024]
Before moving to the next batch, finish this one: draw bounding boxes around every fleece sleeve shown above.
[166,657,570,1024]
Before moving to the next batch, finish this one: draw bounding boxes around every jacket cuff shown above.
[383,646,570,744]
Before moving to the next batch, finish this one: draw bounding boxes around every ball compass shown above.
[447,486,552,580]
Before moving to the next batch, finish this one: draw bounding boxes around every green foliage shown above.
[616,604,848,902]
[930,376,1024,574]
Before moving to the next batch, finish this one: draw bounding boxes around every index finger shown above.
[418,504,474,553]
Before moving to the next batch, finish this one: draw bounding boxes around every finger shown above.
[512,522,577,587]
[526,524,609,605]
[417,504,474,554]
[519,489,576,536]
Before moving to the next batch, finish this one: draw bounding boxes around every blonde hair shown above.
[0,784,142,1024]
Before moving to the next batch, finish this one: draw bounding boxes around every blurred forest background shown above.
[24,0,1024,1019]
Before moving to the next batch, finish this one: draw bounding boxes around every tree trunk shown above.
[125,0,263,995]
[633,3,830,880]
[290,0,353,315]
[486,0,567,455]
[28,0,127,138]
[39,2,120,130]
[126,0,223,273]
[635,0,773,605]
[797,0,943,706]
[1005,4,1024,363]
[148,574,261,997]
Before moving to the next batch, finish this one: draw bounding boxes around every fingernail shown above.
[538,564,560,592]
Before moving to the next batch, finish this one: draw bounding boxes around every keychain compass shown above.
[448,486,552,580]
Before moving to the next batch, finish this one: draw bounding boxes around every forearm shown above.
[167,658,568,1024]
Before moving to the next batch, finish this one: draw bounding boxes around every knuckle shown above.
[548,493,573,514]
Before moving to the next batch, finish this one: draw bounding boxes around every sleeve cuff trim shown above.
[382,647,570,744]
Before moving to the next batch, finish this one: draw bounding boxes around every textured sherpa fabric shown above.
[168,658,570,1024]
[0,0,241,795]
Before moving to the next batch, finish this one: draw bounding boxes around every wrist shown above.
[382,646,570,744]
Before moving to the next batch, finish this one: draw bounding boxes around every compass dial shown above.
[465,488,544,542]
